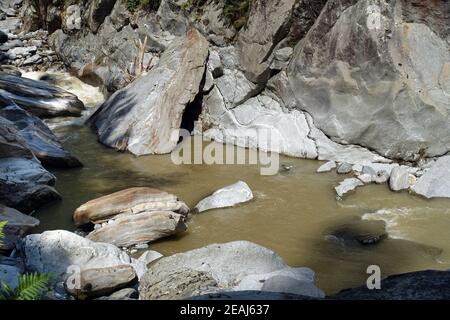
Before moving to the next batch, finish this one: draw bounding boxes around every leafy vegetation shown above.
[0,220,52,300]
[0,272,51,300]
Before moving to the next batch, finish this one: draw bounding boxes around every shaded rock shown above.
[23,230,137,280]
[236,0,296,83]
[317,160,336,173]
[65,265,137,299]
[88,0,117,33]
[334,270,450,300]
[73,187,189,226]
[215,69,258,108]
[0,205,39,250]
[335,178,364,199]
[139,241,323,299]
[0,30,7,44]
[89,29,208,155]
[0,262,22,290]
[194,181,253,213]
[86,211,187,248]
[412,155,450,198]
[192,290,319,300]
[0,73,85,118]
[286,0,450,161]
[0,95,82,167]
[325,219,387,247]
[207,49,223,78]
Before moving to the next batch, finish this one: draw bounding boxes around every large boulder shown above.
[73,187,189,225]
[411,155,450,198]
[86,211,187,248]
[88,0,117,33]
[0,73,85,118]
[22,230,144,280]
[286,0,450,161]
[89,28,209,155]
[139,241,324,299]
[0,205,39,251]
[0,95,82,167]
[0,117,61,213]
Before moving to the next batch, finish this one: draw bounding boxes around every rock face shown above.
[22,230,140,280]
[89,28,208,155]
[0,73,85,118]
[335,270,450,300]
[0,95,82,167]
[0,205,39,250]
[65,265,137,299]
[0,117,60,212]
[194,181,253,213]
[411,156,450,198]
[286,0,450,161]
[73,187,189,225]
[86,211,187,248]
[139,241,324,300]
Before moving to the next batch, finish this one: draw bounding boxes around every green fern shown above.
[0,272,51,300]
[0,220,6,246]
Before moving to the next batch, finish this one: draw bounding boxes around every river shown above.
[27,71,450,295]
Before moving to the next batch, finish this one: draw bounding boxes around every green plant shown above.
[0,273,52,300]
[0,220,6,247]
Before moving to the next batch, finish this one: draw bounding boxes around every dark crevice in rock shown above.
[179,68,207,135]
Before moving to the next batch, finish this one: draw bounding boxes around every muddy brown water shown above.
[28,72,450,295]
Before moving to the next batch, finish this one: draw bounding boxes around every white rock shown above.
[335,178,364,199]
[194,181,253,213]
[411,155,450,198]
[389,166,414,191]
[138,250,163,265]
[357,173,373,184]
[317,161,336,173]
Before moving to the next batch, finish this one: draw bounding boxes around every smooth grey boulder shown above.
[86,211,187,248]
[139,241,323,300]
[0,73,85,118]
[0,95,82,167]
[337,162,353,174]
[65,265,137,299]
[194,181,253,213]
[412,155,450,198]
[138,250,163,265]
[334,270,450,300]
[96,287,138,300]
[22,230,141,281]
[89,28,208,155]
[0,205,39,250]
[286,0,450,161]
[335,178,364,199]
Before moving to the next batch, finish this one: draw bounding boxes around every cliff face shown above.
[19,0,450,162]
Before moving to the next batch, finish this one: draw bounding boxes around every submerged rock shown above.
[89,28,208,155]
[0,95,82,167]
[0,205,39,250]
[73,187,189,226]
[194,181,253,213]
[0,73,85,118]
[86,211,187,248]
[139,241,324,300]
[334,178,364,199]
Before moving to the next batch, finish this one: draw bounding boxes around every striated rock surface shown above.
[286,0,450,161]
[73,187,189,226]
[89,28,208,155]
[86,211,187,248]
[0,94,82,167]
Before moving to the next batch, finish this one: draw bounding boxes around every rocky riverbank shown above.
[2,0,450,300]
